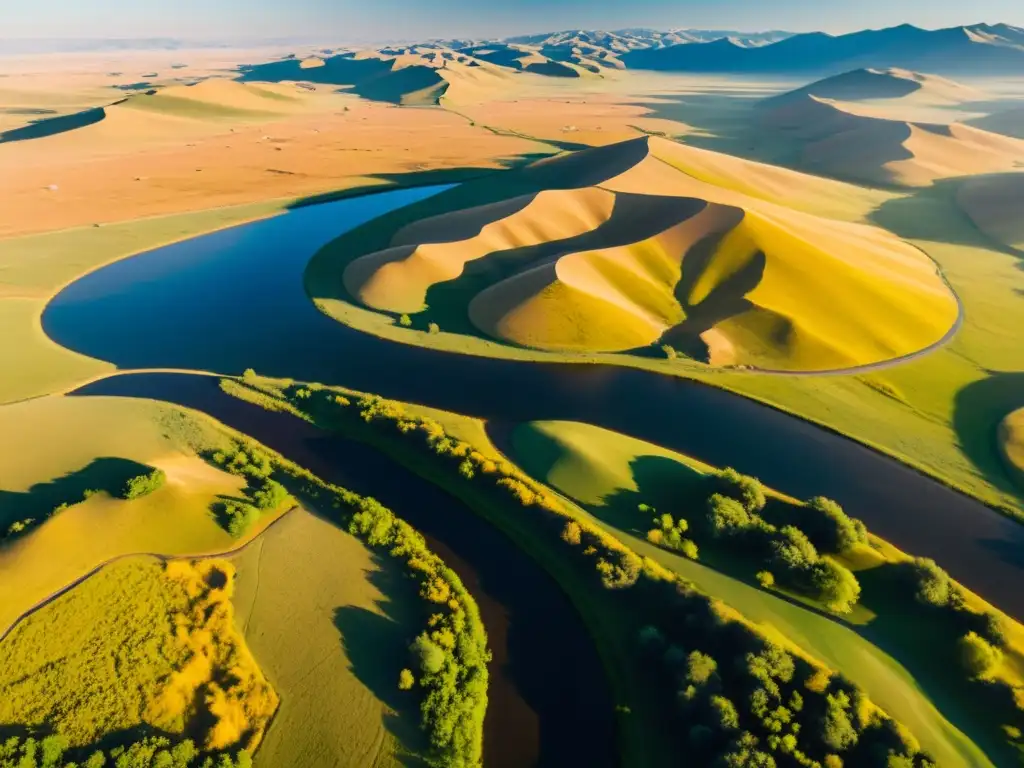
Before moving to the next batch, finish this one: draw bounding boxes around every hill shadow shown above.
[0,456,153,528]
[870,177,1024,271]
[239,53,445,105]
[0,107,107,144]
[333,552,426,766]
[952,370,1024,500]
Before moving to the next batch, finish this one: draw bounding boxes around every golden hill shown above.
[760,91,1024,187]
[957,173,1024,253]
[341,136,958,372]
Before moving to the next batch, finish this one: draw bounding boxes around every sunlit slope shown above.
[957,173,1024,253]
[342,136,958,371]
[999,408,1024,489]
[760,78,1024,187]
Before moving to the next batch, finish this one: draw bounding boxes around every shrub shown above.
[562,521,582,546]
[959,631,1002,679]
[707,494,754,537]
[122,468,166,500]
[714,468,766,513]
[709,695,740,730]
[804,497,866,554]
[756,571,774,589]
[821,691,858,751]
[687,651,718,685]
[911,558,952,607]
[411,634,446,675]
[221,501,260,538]
[680,539,699,561]
[812,557,861,615]
[251,479,290,511]
[771,526,819,572]
[398,668,415,690]
[398,314,413,327]
[428,322,440,334]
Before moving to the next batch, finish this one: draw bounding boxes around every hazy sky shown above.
[5,0,1023,40]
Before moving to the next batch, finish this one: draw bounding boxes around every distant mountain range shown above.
[502,28,794,50]
[623,23,1024,76]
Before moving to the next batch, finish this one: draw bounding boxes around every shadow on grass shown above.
[0,456,154,528]
[870,179,1024,268]
[952,371,1024,503]
[334,552,427,767]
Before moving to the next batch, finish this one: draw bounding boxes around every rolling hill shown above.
[1000,408,1024,489]
[623,23,1024,76]
[758,70,1024,186]
[335,135,958,372]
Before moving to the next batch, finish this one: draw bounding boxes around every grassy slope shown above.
[232,507,422,768]
[1000,408,1024,490]
[0,395,277,633]
[503,419,992,767]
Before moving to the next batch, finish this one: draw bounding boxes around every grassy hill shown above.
[316,135,958,372]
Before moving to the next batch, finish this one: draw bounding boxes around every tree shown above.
[756,571,774,589]
[772,526,819,571]
[561,521,582,546]
[714,468,766,513]
[813,557,861,614]
[411,635,446,675]
[680,539,699,561]
[911,558,952,607]
[709,695,740,730]
[958,631,1002,679]
[805,497,865,554]
[821,692,858,751]
[428,322,440,334]
[707,494,753,537]
[398,314,413,327]
[687,651,718,685]
[399,668,415,690]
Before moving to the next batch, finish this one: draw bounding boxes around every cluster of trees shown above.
[274,385,937,768]
[0,735,251,768]
[346,496,489,768]
[121,468,166,500]
[208,416,490,768]
[639,469,865,614]
[209,447,293,538]
[637,608,936,767]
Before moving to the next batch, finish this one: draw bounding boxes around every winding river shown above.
[42,184,1024,629]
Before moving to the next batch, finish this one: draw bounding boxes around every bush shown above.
[713,468,766,513]
[709,695,740,730]
[959,631,1002,678]
[428,322,440,334]
[911,558,953,607]
[121,468,166,500]
[220,501,260,538]
[398,314,413,327]
[756,571,774,589]
[411,634,446,675]
[251,479,290,511]
[687,651,718,685]
[804,497,866,554]
[812,558,861,615]
[771,526,819,572]
[707,494,755,537]
[398,668,415,690]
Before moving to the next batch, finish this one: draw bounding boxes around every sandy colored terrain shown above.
[957,173,1024,252]
[340,136,958,371]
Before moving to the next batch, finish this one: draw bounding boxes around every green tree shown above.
[398,314,412,327]
[411,634,446,675]
[958,631,1002,678]
[707,494,753,537]
[399,668,416,690]
[687,651,718,685]
[709,695,740,730]
[714,468,766,513]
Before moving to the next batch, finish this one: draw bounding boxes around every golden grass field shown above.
[231,507,422,768]
[0,556,278,750]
